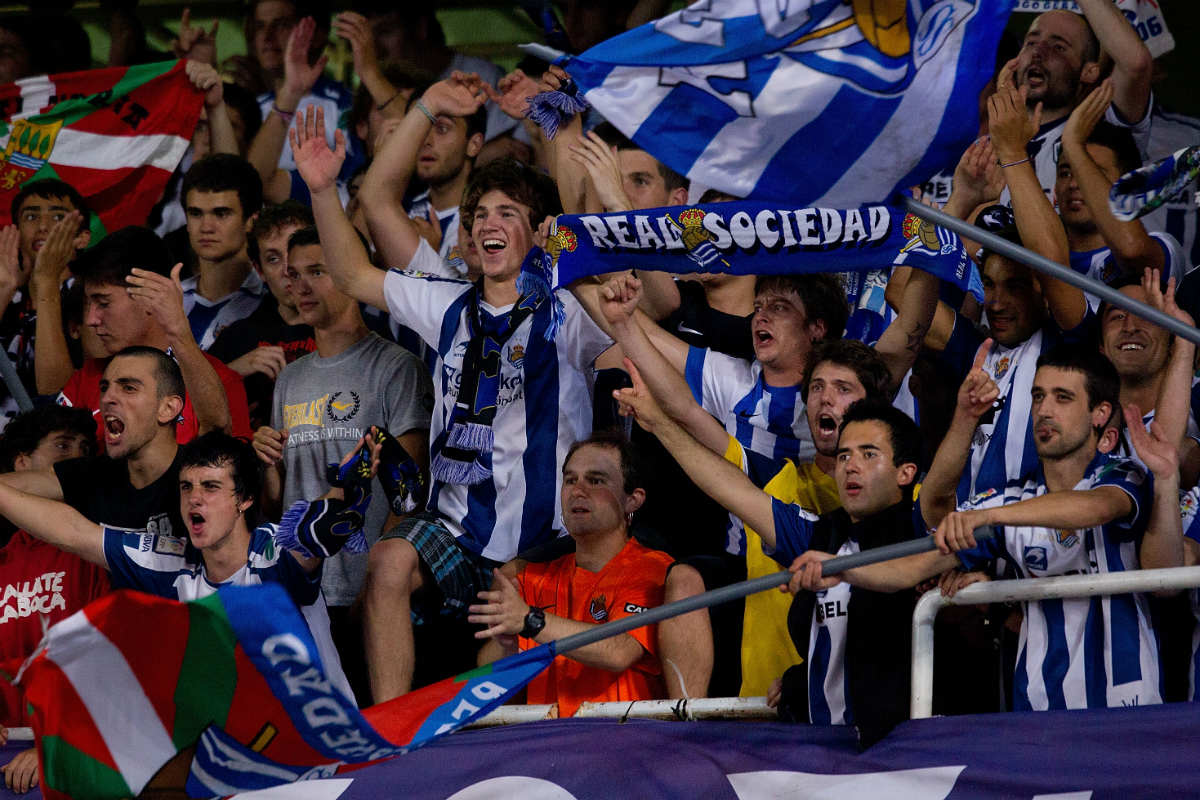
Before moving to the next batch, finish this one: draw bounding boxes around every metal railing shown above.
[468,696,776,727]
[910,565,1200,719]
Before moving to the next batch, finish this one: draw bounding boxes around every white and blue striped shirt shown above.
[382,270,611,562]
[102,523,353,702]
[1176,486,1200,701]
[1070,231,1187,314]
[181,271,265,351]
[955,453,1160,711]
[683,347,813,554]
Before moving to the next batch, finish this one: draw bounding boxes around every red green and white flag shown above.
[17,584,554,798]
[0,59,202,239]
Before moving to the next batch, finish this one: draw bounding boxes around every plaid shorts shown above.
[382,512,497,623]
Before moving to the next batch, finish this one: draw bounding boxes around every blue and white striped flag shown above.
[555,0,1009,205]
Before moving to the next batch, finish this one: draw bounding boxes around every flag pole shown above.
[900,195,1200,348]
[552,531,992,656]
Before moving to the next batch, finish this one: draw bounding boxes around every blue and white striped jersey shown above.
[1176,485,1200,701]
[1137,105,1200,271]
[954,453,1159,711]
[181,271,265,351]
[807,539,856,726]
[1069,231,1187,314]
[102,523,353,702]
[684,347,814,554]
[407,190,462,271]
[382,270,611,562]
[943,316,1095,503]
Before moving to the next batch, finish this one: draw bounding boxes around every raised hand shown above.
[185,59,223,109]
[1063,79,1113,153]
[172,7,218,64]
[988,84,1041,165]
[537,64,570,94]
[597,272,642,328]
[1125,404,1180,481]
[1140,268,1195,328]
[569,131,633,212]
[485,69,541,120]
[0,226,20,300]
[956,338,1000,420]
[290,106,346,194]
[613,357,668,434]
[333,12,381,87]
[420,71,488,119]
[952,137,1004,210]
[279,17,328,110]
[30,211,83,297]
[126,264,190,345]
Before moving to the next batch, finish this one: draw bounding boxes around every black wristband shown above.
[519,606,546,639]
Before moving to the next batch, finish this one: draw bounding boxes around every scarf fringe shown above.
[526,85,590,140]
[431,453,494,485]
[276,500,316,560]
[447,420,495,451]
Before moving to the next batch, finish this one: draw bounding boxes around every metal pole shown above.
[901,195,1200,348]
[909,565,1200,719]
[0,347,32,412]
[554,532,988,657]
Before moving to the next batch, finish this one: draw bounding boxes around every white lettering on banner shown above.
[0,571,68,624]
[727,766,969,799]
[445,776,581,800]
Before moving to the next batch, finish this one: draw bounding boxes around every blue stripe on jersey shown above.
[808,626,832,725]
[1041,598,1070,710]
[1101,529,1143,688]
[1083,597,1107,708]
[1013,647,1031,712]
[518,305,559,553]
[188,301,225,348]
[684,347,706,405]
[765,384,800,463]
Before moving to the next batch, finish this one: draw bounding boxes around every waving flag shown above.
[549,0,1008,204]
[0,60,202,239]
[17,585,554,799]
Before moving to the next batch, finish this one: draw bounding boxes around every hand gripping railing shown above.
[910,565,1200,718]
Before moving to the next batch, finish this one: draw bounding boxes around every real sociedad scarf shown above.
[516,199,982,338]
[432,281,541,485]
[1109,145,1200,221]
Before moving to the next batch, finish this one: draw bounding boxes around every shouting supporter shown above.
[616,358,923,747]
[793,344,1182,711]
[471,432,697,716]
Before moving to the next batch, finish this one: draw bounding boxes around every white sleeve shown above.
[382,270,470,348]
[698,349,755,420]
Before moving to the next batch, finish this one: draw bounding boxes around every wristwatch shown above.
[520,606,546,639]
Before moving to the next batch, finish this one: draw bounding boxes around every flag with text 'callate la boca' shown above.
[558,0,1009,204]
[17,585,555,799]
[0,60,202,239]
[521,200,982,302]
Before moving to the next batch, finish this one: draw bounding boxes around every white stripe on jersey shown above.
[381,270,611,562]
[808,538,857,725]
[960,455,1160,710]
[1074,232,1187,314]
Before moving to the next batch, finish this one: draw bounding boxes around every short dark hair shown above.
[179,430,261,509]
[11,179,91,231]
[248,201,314,265]
[74,226,172,287]
[1086,121,1142,175]
[181,154,264,218]
[839,399,924,484]
[287,226,321,253]
[803,339,893,403]
[0,405,95,472]
[592,121,689,194]
[1036,343,1121,430]
[109,346,186,405]
[460,158,562,234]
[753,273,847,343]
[564,429,642,495]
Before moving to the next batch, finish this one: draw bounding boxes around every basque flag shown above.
[552,0,1009,204]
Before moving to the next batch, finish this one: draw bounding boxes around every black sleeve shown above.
[207,320,255,363]
[53,456,93,513]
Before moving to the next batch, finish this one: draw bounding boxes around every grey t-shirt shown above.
[273,332,433,606]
